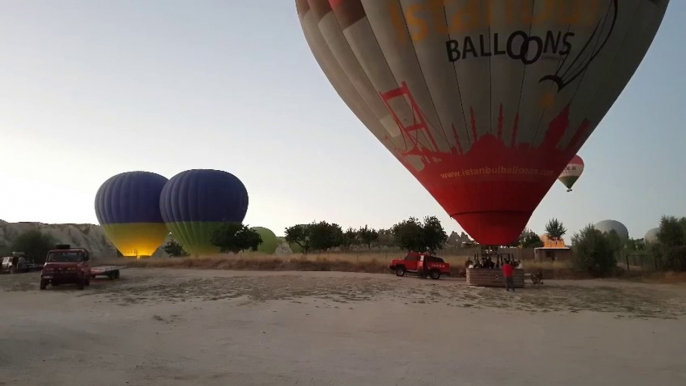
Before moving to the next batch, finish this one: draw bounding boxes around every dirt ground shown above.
[1,269,686,386]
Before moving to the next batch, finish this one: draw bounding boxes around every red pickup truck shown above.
[389,252,451,280]
[40,244,123,290]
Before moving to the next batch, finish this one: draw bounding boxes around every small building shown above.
[534,238,573,261]
[534,246,573,261]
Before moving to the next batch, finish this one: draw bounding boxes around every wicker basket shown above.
[466,268,525,288]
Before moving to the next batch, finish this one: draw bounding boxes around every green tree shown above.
[210,223,262,254]
[376,228,393,247]
[625,238,645,252]
[657,216,684,247]
[358,225,379,249]
[519,228,543,248]
[163,239,188,257]
[340,227,359,250]
[606,229,625,253]
[391,216,447,253]
[309,221,344,251]
[11,229,56,264]
[545,218,567,240]
[571,224,617,277]
[0,243,11,256]
[285,224,313,254]
[422,216,448,253]
[651,216,686,271]
[391,217,425,252]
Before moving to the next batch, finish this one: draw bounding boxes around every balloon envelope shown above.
[594,220,629,242]
[94,171,169,257]
[296,0,668,245]
[159,169,249,256]
[253,227,278,254]
[559,155,585,191]
[644,228,659,244]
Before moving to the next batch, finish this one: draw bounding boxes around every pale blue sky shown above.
[0,1,684,240]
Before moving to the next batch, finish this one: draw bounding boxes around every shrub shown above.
[571,225,617,277]
[11,229,56,264]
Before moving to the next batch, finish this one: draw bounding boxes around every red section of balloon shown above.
[569,155,585,167]
[381,83,586,245]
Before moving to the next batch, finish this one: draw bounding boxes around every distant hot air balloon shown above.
[159,169,249,257]
[594,220,629,242]
[95,171,169,258]
[296,0,669,245]
[559,155,585,192]
[644,228,659,244]
[252,227,278,254]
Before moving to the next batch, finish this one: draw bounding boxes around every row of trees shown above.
[164,223,265,257]
[162,216,573,256]
[568,216,686,277]
[283,216,448,254]
[163,216,449,257]
[511,218,568,248]
[8,214,685,276]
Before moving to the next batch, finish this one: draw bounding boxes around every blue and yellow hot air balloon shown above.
[95,171,169,258]
[159,169,249,257]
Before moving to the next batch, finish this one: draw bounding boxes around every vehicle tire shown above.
[114,270,120,279]
[107,272,115,280]
[39,279,48,290]
[77,279,85,290]
[429,270,441,280]
[395,267,406,277]
[85,279,90,287]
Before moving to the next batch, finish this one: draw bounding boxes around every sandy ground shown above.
[1,269,686,386]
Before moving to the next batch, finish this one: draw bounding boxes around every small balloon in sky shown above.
[559,155,585,192]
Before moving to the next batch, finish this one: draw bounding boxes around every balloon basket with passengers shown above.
[464,246,534,289]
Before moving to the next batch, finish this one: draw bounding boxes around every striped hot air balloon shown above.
[95,171,169,258]
[159,169,249,257]
[559,155,585,192]
[296,0,669,246]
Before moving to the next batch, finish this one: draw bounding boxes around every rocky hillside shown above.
[0,220,289,258]
[0,220,119,258]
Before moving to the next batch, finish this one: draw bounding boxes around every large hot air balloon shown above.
[252,227,279,254]
[95,171,169,258]
[559,155,584,192]
[159,169,249,257]
[296,0,668,245]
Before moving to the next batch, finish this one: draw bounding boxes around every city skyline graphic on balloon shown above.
[296,0,669,245]
[159,169,249,257]
[94,171,169,258]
